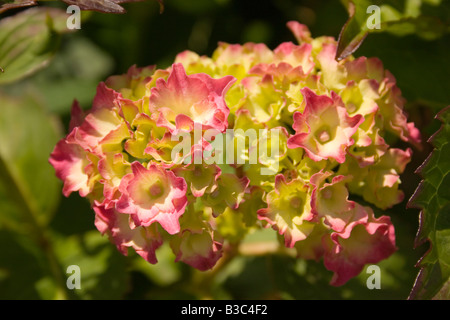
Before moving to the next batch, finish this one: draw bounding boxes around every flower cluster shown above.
[50,22,420,286]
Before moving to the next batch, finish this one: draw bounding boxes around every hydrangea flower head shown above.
[50,21,419,286]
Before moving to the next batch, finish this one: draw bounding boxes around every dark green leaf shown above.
[0,92,67,299]
[0,229,123,299]
[0,229,52,299]
[408,106,450,299]
[53,230,129,299]
[337,0,450,60]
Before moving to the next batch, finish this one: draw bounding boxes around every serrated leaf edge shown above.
[407,105,450,300]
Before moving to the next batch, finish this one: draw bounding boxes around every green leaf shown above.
[0,92,62,229]
[0,92,68,299]
[408,106,450,300]
[53,230,129,299]
[0,7,72,85]
[337,0,450,60]
[0,229,51,299]
[4,35,115,115]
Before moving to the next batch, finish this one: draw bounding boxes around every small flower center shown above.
[299,168,310,178]
[321,188,333,199]
[290,196,303,209]
[149,181,164,199]
[211,189,220,199]
[315,126,331,144]
[347,103,357,113]
[193,166,203,177]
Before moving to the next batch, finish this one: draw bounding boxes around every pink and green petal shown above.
[98,152,131,201]
[124,113,168,161]
[286,21,313,44]
[91,82,122,112]
[294,222,328,261]
[49,139,92,197]
[343,148,412,209]
[249,62,308,83]
[344,56,385,84]
[323,205,396,286]
[116,161,188,234]
[212,42,274,77]
[173,161,221,198]
[105,64,157,101]
[117,98,141,127]
[348,112,389,167]
[273,42,314,75]
[310,171,355,232]
[149,63,235,133]
[257,174,316,248]
[202,173,250,217]
[240,75,286,124]
[376,76,422,146]
[68,100,85,131]
[170,229,223,271]
[315,42,347,91]
[339,79,379,117]
[287,88,363,163]
[66,106,125,156]
[175,50,218,77]
[94,205,162,264]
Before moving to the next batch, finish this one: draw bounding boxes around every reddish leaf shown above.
[0,0,37,14]
[62,0,164,14]
[0,0,164,14]
[336,0,372,61]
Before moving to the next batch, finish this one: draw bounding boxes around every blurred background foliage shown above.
[0,0,449,299]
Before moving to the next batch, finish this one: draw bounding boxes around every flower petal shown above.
[323,205,396,286]
[116,161,188,234]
